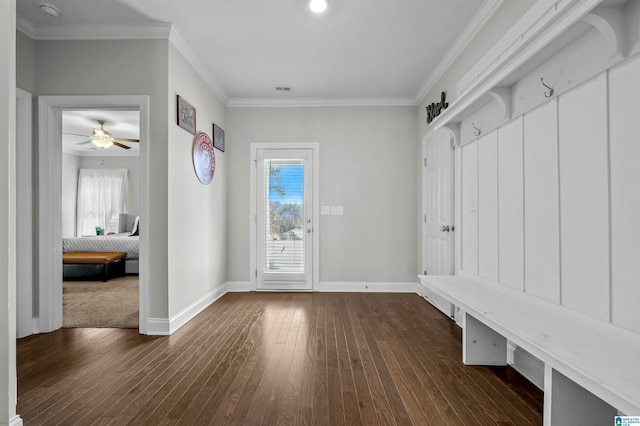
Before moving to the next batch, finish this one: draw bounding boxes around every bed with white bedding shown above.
[63,213,139,274]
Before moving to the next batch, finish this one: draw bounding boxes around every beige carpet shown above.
[63,275,139,329]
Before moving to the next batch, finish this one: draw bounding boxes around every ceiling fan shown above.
[65,119,139,150]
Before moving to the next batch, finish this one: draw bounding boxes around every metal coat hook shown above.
[472,122,481,137]
[541,77,554,97]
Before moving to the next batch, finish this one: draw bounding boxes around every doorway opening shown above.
[61,109,140,329]
[38,95,150,334]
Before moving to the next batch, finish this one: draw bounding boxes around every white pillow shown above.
[130,216,139,236]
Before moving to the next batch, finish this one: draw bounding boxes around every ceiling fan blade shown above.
[64,132,90,137]
[114,138,139,143]
[113,141,131,150]
[76,140,92,145]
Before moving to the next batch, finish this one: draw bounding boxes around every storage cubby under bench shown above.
[62,252,126,282]
[418,274,640,425]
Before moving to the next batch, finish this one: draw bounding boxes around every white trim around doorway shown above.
[38,95,150,334]
[16,88,33,338]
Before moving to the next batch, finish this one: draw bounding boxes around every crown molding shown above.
[16,16,36,39]
[16,14,229,105]
[414,0,505,105]
[24,22,172,40]
[169,28,229,105]
[227,96,417,108]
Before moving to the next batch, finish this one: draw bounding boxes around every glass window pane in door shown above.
[263,159,305,273]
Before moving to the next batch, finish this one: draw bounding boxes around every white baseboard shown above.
[226,281,418,293]
[317,281,417,293]
[9,415,23,426]
[146,318,170,335]
[226,281,252,292]
[170,284,228,334]
[146,283,228,336]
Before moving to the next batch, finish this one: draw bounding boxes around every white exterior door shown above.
[256,149,314,290]
[423,130,455,315]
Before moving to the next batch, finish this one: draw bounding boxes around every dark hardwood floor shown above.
[17,292,543,425]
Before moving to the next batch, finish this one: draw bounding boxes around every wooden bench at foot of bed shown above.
[63,252,126,282]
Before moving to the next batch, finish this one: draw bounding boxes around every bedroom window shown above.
[76,168,128,236]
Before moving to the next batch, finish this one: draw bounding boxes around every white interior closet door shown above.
[256,149,313,290]
[422,129,455,317]
[424,130,454,275]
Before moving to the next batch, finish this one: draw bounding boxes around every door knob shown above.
[441,225,450,232]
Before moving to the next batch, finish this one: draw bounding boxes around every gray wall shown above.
[21,35,228,323]
[167,43,227,318]
[33,38,171,318]
[16,31,35,95]
[227,106,417,284]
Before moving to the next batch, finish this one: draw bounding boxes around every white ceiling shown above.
[17,0,493,105]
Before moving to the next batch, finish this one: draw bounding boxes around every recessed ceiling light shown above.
[39,3,60,18]
[309,0,327,14]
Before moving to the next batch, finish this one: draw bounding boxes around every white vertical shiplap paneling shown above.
[478,131,499,282]
[558,74,610,321]
[609,56,640,333]
[461,142,478,275]
[523,100,561,303]
[497,117,524,290]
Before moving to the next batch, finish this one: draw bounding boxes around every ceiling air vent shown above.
[275,86,292,92]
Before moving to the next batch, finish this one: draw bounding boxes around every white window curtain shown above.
[76,168,128,236]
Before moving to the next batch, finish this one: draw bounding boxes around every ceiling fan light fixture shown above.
[309,0,327,14]
[90,136,114,149]
[91,127,114,148]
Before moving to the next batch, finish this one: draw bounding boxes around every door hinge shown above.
[424,214,427,223]
[424,270,428,275]
[255,269,258,278]
[424,157,427,167]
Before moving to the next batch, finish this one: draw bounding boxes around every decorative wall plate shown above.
[192,131,215,185]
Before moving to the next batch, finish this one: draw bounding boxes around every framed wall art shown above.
[213,123,225,152]
[177,95,196,134]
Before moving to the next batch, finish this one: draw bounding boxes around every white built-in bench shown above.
[418,274,640,425]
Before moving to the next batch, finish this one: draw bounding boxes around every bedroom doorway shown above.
[61,110,140,329]
[38,95,150,334]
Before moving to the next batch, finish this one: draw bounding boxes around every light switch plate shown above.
[330,205,344,215]
[321,205,331,215]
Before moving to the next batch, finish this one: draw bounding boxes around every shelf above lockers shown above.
[429,0,639,146]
